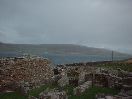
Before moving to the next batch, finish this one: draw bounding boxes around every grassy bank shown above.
[28,84,58,97]
[0,91,28,99]
[97,62,132,72]
[0,84,119,99]
[69,86,119,99]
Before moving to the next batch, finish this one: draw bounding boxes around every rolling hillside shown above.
[0,42,131,57]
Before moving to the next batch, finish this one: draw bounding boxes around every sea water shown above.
[0,52,130,65]
[42,53,129,65]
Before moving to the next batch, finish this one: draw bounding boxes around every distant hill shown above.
[0,42,131,57]
[123,58,132,63]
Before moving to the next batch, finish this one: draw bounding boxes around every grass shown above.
[69,86,119,99]
[62,85,74,96]
[0,92,28,99]
[28,83,58,97]
[97,62,132,72]
[0,85,119,99]
[0,84,58,99]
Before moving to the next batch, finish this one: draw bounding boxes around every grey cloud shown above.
[0,0,132,54]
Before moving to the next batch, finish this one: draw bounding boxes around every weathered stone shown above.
[39,90,67,99]
[28,95,38,99]
[74,81,92,95]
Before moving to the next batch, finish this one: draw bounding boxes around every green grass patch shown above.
[0,84,58,99]
[62,85,74,96]
[97,62,132,72]
[28,84,58,97]
[0,92,28,99]
[0,85,119,99]
[69,86,119,99]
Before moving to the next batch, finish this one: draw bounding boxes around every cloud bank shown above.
[0,0,132,54]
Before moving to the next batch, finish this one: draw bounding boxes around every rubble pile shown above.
[0,57,54,92]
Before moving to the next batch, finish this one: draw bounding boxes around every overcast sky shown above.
[0,0,132,54]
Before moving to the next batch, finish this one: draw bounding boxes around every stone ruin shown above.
[94,68,132,99]
[58,69,69,87]
[56,65,97,87]
[0,57,54,94]
[95,93,115,99]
